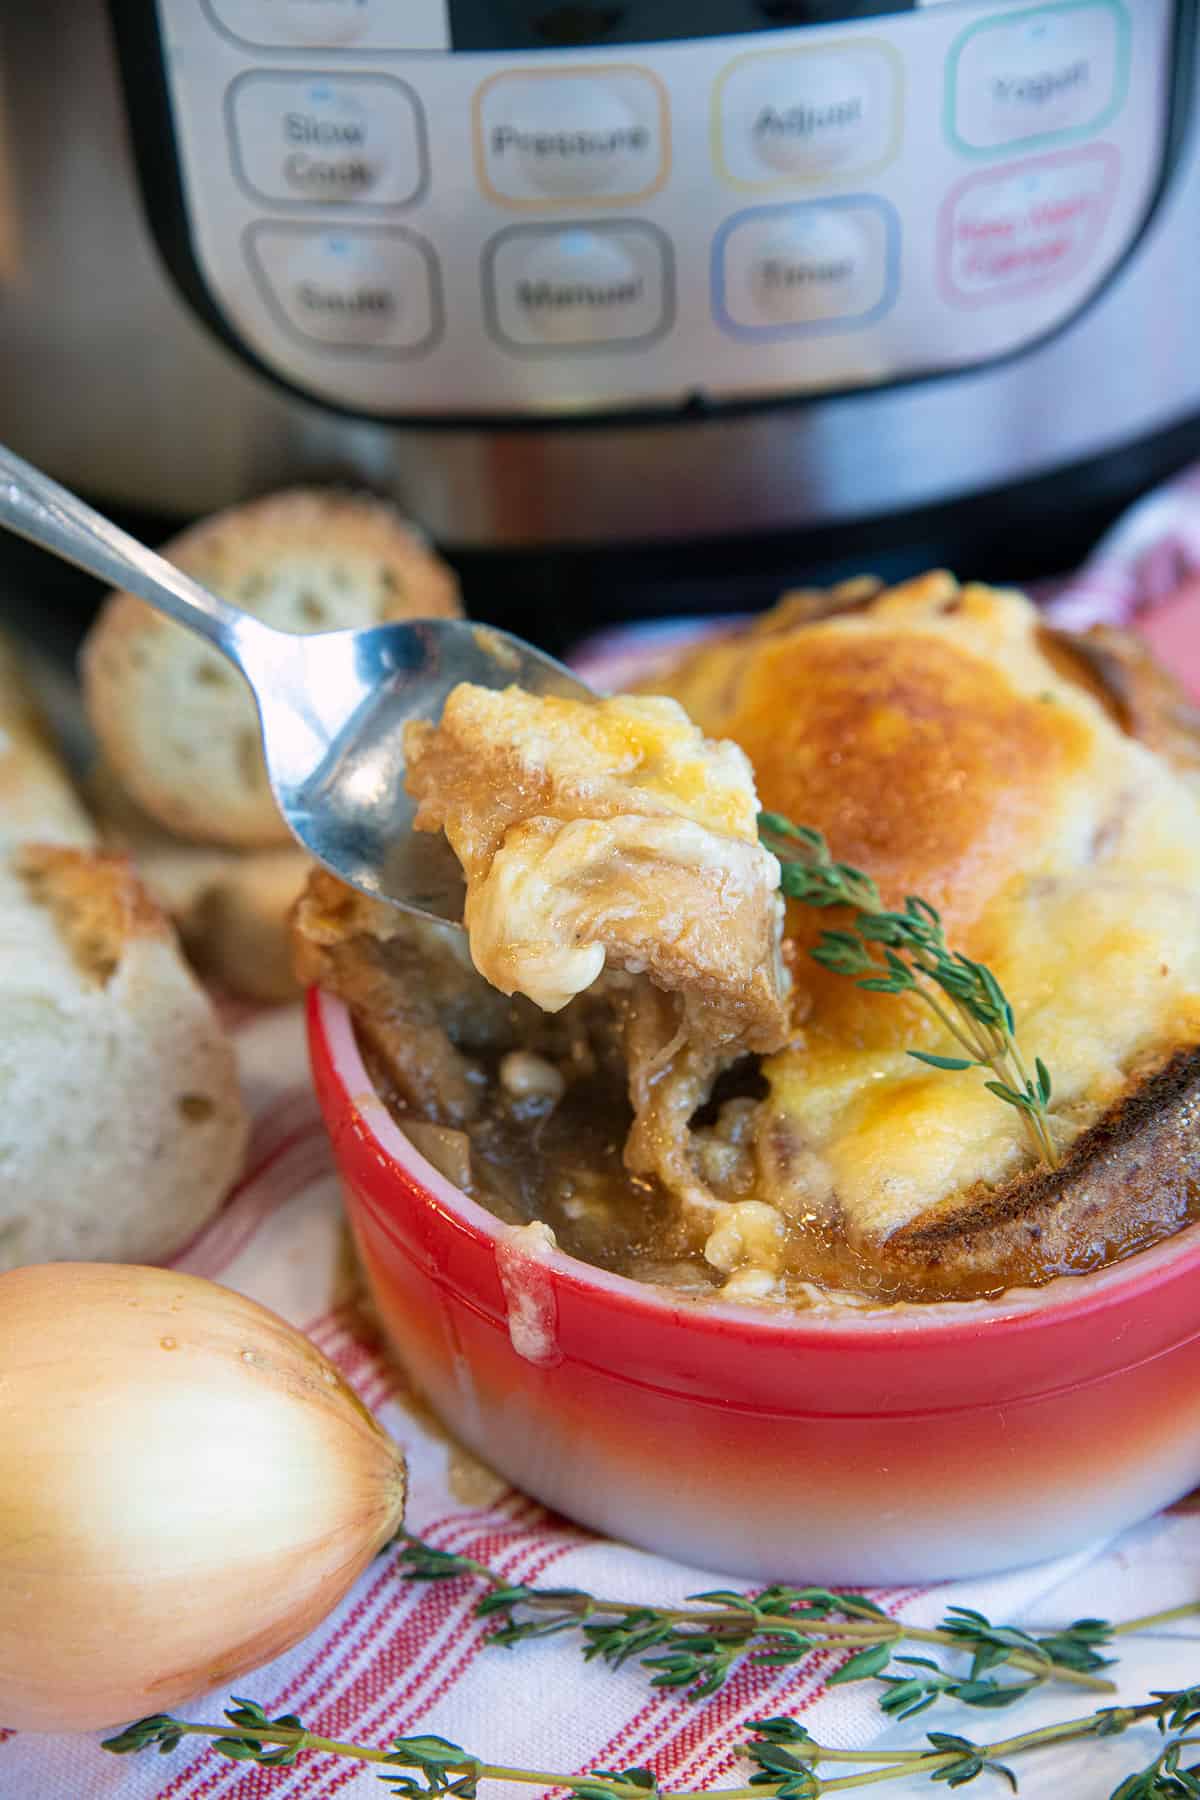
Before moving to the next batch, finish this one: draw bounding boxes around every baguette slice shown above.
[82,488,462,849]
[89,761,308,1003]
[0,845,247,1271]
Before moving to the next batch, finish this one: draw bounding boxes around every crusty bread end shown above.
[0,846,247,1271]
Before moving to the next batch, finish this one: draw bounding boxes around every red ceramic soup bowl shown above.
[308,987,1200,1583]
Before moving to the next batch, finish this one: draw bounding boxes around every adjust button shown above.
[246,224,442,354]
[484,223,673,350]
[228,73,425,208]
[475,68,668,207]
[713,198,899,339]
[716,43,901,187]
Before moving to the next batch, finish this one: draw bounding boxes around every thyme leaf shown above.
[102,1680,1200,1798]
[394,1534,1114,1711]
[758,813,1059,1168]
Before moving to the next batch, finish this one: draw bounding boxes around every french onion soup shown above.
[293,573,1200,1305]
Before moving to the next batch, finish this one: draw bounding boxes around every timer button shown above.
[246,224,441,354]
[716,44,900,187]
[475,68,669,208]
[228,73,425,209]
[484,223,673,350]
[714,199,898,338]
[948,1,1128,155]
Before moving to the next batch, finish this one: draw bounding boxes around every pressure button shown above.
[475,69,668,207]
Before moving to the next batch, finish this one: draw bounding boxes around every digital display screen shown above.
[447,1,915,51]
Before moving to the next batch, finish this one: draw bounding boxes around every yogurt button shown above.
[247,226,440,352]
[486,225,670,348]
[950,3,1123,151]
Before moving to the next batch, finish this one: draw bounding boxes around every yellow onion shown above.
[0,1262,406,1732]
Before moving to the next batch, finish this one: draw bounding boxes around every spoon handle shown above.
[0,443,266,670]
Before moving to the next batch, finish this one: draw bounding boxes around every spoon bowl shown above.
[0,446,591,921]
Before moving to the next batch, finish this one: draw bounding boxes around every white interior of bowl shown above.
[318,988,1200,1340]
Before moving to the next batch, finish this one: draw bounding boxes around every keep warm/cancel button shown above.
[484,224,673,350]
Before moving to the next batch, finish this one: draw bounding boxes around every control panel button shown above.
[201,0,450,51]
[229,73,425,208]
[474,68,668,207]
[245,224,441,352]
[716,42,901,187]
[947,1,1129,155]
[939,145,1119,304]
[713,198,898,338]
[484,223,673,349]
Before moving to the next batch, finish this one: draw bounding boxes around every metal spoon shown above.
[0,444,591,922]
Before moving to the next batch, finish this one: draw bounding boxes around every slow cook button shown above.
[475,69,668,205]
[204,0,450,51]
[716,43,900,186]
[228,73,425,208]
[948,1,1128,154]
[246,224,442,353]
[485,224,672,349]
[714,199,898,338]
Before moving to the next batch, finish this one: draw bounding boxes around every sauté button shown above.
[228,74,425,208]
[475,69,668,206]
[246,225,441,353]
[484,224,672,349]
[716,44,900,186]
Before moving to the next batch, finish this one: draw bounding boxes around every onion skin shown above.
[0,1262,407,1733]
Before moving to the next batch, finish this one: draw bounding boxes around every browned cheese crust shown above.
[653,576,1200,1299]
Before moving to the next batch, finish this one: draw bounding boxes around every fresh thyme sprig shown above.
[757,814,1059,1170]
[102,1683,1200,1797]
[395,1535,1115,1706]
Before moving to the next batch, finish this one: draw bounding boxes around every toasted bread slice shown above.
[89,761,308,1003]
[82,488,461,849]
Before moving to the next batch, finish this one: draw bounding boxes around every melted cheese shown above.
[403,684,789,1042]
[656,574,1200,1242]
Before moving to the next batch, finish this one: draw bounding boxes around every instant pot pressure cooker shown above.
[0,1,1198,637]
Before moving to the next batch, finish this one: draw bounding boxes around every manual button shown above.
[246,224,441,354]
[484,223,673,350]
[228,73,426,208]
[475,68,668,207]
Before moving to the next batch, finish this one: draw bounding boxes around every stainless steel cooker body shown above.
[0,0,1196,550]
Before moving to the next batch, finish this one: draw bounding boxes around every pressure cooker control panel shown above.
[136,0,1175,418]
